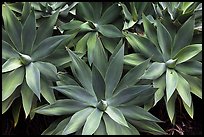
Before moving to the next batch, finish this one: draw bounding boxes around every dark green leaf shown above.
[34,10,59,46]
[92,65,105,100]
[142,14,159,48]
[99,4,121,24]
[98,24,123,38]
[32,35,68,60]
[105,45,124,98]
[172,15,195,56]
[116,58,150,92]
[68,49,95,96]
[156,20,172,61]
[2,4,22,51]
[22,9,36,55]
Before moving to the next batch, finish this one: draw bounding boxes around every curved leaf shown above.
[2,88,20,114]
[176,74,192,107]
[142,14,159,48]
[173,44,202,64]
[2,4,22,51]
[153,74,165,105]
[99,3,121,24]
[12,98,21,127]
[119,106,162,122]
[116,58,150,92]
[87,32,97,65]
[105,45,124,99]
[35,99,88,116]
[156,20,172,60]
[166,69,178,102]
[57,73,79,86]
[82,108,103,135]
[2,41,19,59]
[109,85,152,106]
[62,107,94,135]
[125,33,163,62]
[93,37,108,77]
[129,118,166,135]
[2,58,22,73]
[25,63,41,100]
[2,67,24,101]
[94,118,107,135]
[32,35,68,60]
[165,92,177,123]
[2,28,15,48]
[67,49,95,96]
[183,100,194,119]
[53,85,97,106]
[21,81,34,118]
[180,73,202,99]
[98,24,123,38]
[34,10,59,46]
[75,32,90,53]
[172,15,195,56]
[34,61,58,81]
[141,62,166,80]
[92,65,105,100]
[21,2,31,24]
[176,61,202,76]
[76,2,94,21]
[60,20,83,30]
[41,78,56,104]
[105,106,128,127]
[124,53,146,66]
[22,9,36,54]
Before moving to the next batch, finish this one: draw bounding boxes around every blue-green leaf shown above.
[2,58,22,73]
[105,45,124,98]
[2,67,24,101]
[82,108,103,135]
[25,63,41,100]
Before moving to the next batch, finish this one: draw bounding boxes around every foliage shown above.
[2,1,202,135]
[35,46,166,135]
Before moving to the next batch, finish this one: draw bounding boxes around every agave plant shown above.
[35,45,166,135]
[59,2,124,62]
[119,2,156,30]
[153,2,202,31]
[125,14,202,123]
[5,2,78,25]
[2,3,69,125]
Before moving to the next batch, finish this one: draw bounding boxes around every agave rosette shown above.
[2,3,69,122]
[59,2,125,64]
[35,44,166,135]
[125,14,202,123]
